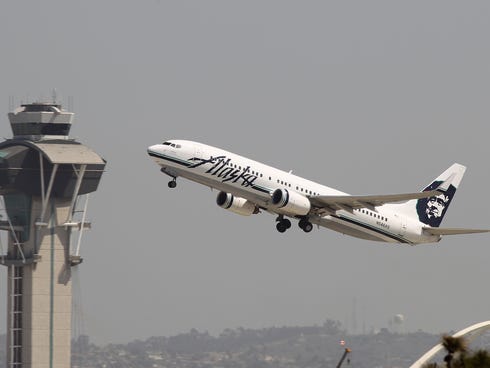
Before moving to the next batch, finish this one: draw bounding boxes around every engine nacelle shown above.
[271,188,311,216]
[216,191,258,216]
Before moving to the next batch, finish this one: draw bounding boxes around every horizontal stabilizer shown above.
[310,190,442,212]
[423,227,490,236]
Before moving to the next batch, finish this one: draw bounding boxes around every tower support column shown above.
[6,199,73,368]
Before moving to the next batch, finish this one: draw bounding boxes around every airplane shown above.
[147,140,489,244]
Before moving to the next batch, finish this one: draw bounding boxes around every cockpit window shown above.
[162,142,181,148]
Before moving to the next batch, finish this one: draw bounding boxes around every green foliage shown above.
[464,349,490,368]
[441,335,468,355]
[423,335,490,368]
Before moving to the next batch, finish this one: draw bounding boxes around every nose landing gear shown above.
[168,178,177,188]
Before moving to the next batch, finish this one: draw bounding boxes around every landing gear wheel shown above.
[276,222,287,233]
[168,179,177,188]
[275,215,291,233]
[302,222,313,233]
[299,218,313,233]
[276,215,291,233]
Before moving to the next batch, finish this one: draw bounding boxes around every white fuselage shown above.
[148,140,440,244]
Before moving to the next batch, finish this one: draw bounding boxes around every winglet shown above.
[436,173,456,193]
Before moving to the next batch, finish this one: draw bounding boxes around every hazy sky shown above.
[0,1,489,344]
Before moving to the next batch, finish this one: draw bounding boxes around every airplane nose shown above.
[147,144,160,155]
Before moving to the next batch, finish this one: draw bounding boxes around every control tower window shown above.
[12,123,71,136]
[22,104,61,112]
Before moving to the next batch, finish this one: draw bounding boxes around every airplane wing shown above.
[309,190,442,213]
[423,227,490,236]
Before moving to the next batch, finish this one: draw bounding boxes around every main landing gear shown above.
[275,216,291,233]
[299,218,313,233]
[168,178,177,188]
[275,216,313,233]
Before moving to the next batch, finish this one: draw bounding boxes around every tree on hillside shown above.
[464,349,490,368]
[441,334,467,368]
[423,334,490,368]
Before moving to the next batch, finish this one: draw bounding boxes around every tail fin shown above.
[396,163,466,227]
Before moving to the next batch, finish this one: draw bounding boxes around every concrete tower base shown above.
[7,199,73,368]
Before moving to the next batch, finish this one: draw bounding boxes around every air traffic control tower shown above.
[0,102,106,368]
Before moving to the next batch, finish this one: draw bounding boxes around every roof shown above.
[0,140,105,165]
[32,142,105,165]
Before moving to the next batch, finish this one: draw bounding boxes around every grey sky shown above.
[0,1,489,344]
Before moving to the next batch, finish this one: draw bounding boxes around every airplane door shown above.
[195,144,203,158]
[394,214,407,237]
[400,220,407,237]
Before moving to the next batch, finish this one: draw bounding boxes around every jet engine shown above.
[271,188,311,216]
[216,191,258,216]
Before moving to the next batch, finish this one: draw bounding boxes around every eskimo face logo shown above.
[188,155,258,187]
[425,194,449,219]
[416,181,456,227]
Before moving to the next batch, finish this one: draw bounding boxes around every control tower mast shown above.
[0,102,106,368]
